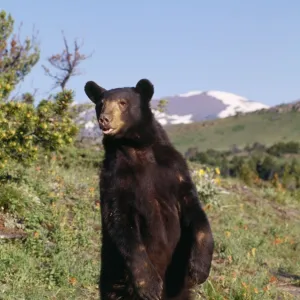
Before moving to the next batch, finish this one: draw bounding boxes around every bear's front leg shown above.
[187,205,214,285]
[179,178,214,286]
[130,245,164,300]
[102,200,163,300]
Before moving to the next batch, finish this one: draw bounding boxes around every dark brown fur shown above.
[84,79,214,300]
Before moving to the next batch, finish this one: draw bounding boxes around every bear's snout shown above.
[99,113,112,128]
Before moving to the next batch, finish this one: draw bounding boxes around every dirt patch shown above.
[277,285,300,299]
[268,269,300,299]
[0,213,27,240]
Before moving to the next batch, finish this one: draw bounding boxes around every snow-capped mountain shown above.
[75,90,269,143]
[154,90,269,125]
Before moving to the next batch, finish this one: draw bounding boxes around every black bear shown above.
[84,78,214,300]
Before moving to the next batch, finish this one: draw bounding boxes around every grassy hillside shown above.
[165,110,300,153]
[0,148,299,299]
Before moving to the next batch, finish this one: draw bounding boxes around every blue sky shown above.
[3,1,300,105]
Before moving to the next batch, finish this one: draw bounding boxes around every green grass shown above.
[165,110,300,153]
[0,149,299,299]
[198,179,300,299]
[0,152,101,300]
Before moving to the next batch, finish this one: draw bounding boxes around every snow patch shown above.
[152,110,193,125]
[206,91,269,118]
[85,121,96,128]
[178,91,202,97]
[206,91,248,104]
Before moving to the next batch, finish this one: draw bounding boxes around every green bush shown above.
[267,141,300,157]
[35,90,78,151]
[187,141,300,190]
[0,90,78,168]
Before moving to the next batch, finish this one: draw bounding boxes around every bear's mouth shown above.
[102,128,114,135]
[100,125,115,135]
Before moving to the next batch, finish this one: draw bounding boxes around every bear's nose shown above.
[99,114,112,127]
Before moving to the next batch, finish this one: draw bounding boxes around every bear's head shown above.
[84,79,154,139]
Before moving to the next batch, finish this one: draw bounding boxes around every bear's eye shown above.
[119,99,127,107]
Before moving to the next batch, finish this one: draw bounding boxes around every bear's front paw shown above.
[188,261,211,285]
[133,270,163,300]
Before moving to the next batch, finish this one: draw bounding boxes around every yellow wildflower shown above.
[214,177,221,185]
[198,169,205,176]
[215,167,220,175]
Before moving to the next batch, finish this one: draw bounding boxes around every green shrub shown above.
[0,90,78,168]
[35,90,78,151]
[188,141,300,190]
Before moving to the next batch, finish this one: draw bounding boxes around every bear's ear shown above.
[84,81,106,104]
[135,79,154,102]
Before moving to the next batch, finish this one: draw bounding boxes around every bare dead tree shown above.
[42,31,93,91]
